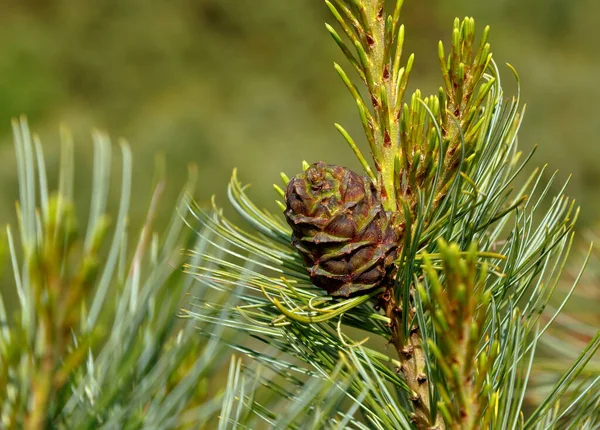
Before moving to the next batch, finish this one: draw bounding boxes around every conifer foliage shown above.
[0,0,599,429]
[0,119,231,428]
[186,0,600,428]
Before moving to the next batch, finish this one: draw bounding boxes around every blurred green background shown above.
[0,0,598,228]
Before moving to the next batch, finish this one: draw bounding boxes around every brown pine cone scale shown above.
[284,162,399,297]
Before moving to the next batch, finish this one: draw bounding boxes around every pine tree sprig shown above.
[179,1,599,428]
[325,0,412,211]
[378,287,438,428]
[419,241,496,429]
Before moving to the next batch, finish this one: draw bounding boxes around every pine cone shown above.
[284,162,399,297]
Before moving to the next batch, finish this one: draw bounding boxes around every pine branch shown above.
[419,242,496,429]
[179,1,600,428]
[379,290,438,428]
[325,0,410,211]
[322,10,500,426]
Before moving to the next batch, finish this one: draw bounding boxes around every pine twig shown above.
[380,287,444,429]
[419,242,498,429]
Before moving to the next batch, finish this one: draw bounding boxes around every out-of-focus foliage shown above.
[0,119,232,428]
[527,231,600,423]
[0,0,599,226]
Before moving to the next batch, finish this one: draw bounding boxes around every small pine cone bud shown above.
[284,161,399,297]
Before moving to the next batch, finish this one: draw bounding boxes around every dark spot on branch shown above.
[373,157,381,171]
[381,186,388,199]
[371,95,380,108]
[384,130,392,147]
[409,392,421,403]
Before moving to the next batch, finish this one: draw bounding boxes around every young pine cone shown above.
[284,162,399,297]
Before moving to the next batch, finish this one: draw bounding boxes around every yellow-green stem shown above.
[380,287,445,429]
[364,0,399,212]
[26,310,54,430]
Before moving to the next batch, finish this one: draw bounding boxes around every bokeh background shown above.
[0,0,598,226]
